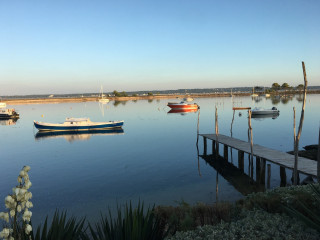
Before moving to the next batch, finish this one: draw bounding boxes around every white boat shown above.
[0,108,19,119]
[251,107,279,115]
[34,118,124,132]
[98,86,109,103]
[0,102,6,108]
[251,87,258,97]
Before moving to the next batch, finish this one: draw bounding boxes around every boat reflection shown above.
[251,113,279,120]
[35,129,124,142]
[0,118,18,125]
[167,109,198,115]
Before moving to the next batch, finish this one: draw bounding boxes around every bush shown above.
[166,210,320,240]
[154,201,232,235]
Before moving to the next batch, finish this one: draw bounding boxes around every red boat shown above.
[167,101,199,110]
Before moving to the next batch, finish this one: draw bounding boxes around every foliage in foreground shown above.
[31,211,86,240]
[165,209,320,240]
[86,202,168,240]
[237,184,319,214]
[154,201,232,234]
[2,167,320,240]
[0,166,33,240]
[284,184,320,232]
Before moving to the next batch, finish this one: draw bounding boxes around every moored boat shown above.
[0,108,19,119]
[251,107,279,115]
[34,118,124,132]
[0,102,6,108]
[98,85,110,103]
[167,101,199,110]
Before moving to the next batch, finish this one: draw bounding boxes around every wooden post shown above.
[256,157,261,182]
[224,145,228,161]
[267,164,271,189]
[260,158,266,184]
[248,110,254,168]
[293,61,308,185]
[212,140,216,154]
[318,127,320,182]
[203,136,207,156]
[280,166,286,187]
[215,107,219,157]
[230,109,235,137]
[238,150,244,171]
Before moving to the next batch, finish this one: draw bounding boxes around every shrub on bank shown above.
[165,210,320,240]
[154,201,233,234]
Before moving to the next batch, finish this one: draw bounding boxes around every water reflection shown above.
[167,109,198,115]
[270,96,281,105]
[35,129,124,142]
[0,118,18,125]
[199,154,265,195]
[113,101,127,107]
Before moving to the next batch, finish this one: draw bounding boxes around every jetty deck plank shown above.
[200,134,316,177]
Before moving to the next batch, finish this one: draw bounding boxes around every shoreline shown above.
[2,91,319,105]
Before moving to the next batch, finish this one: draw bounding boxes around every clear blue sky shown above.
[0,0,319,95]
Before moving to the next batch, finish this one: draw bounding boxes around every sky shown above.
[0,0,319,95]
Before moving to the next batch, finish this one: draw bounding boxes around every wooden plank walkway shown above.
[200,134,317,177]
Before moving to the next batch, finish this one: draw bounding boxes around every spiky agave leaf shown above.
[31,210,86,240]
[88,201,169,240]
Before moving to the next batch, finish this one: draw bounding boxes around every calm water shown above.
[0,95,319,224]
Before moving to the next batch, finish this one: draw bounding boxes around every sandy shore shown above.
[2,91,318,105]
[2,93,248,105]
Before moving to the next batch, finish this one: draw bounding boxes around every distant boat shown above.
[251,87,258,97]
[0,102,6,108]
[183,97,194,102]
[0,108,19,119]
[34,118,124,132]
[251,107,279,115]
[99,86,110,104]
[167,101,199,110]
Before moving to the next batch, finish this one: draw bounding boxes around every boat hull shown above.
[251,110,279,115]
[34,121,124,132]
[167,103,199,110]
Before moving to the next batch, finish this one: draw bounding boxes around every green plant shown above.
[87,201,168,240]
[154,201,232,235]
[0,166,33,240]
[166,210,320,240]
[284,184,320,232]
[31,211,86,240]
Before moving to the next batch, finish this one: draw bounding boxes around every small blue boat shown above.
[34,118,124,132]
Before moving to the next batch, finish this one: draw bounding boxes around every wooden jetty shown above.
[200,133,317,177]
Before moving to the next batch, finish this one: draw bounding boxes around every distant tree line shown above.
[270,83,304,91]
[112,90,154,97]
